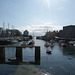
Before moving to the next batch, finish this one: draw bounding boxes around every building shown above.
[23,30,29,37]
[0,28,22,37]
[58,30,63,37]
[0,28,3,35]
[59,25,75,38]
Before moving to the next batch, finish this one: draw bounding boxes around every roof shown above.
[63,25,75,28]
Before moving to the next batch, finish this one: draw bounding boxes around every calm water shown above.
[0,37,75,75]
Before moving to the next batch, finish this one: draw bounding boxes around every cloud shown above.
[62,0,69,2]
[18,22,62,36]
[37,0,51,9]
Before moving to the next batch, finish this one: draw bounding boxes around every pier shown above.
[0,45,40,65]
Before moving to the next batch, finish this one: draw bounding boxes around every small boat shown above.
[73,44,75,46]
[61,43,67,47]
[69,41,75,45]
[50,43,54,47]
[44,43,50,47]
[10,39,18,43]
[28,40,35,46]
[8,57,17,61]
[21,44,27,46]
[46,49,51,54]
[21,41,27,46]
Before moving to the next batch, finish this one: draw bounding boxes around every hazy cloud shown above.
[58,6,64,10]
[18,22,62,36]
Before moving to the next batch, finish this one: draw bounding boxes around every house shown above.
[23,30,29,37]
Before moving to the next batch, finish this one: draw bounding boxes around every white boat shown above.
[10,38,18,43]
[69,41,75,45]
[46,49,51,54]
[28,40,35,46]
[73,44,75,46]
[8,57,17,61]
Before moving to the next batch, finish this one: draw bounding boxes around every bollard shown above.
[0,47,5,62]
[16,47,22,61]
[35,47,40,61]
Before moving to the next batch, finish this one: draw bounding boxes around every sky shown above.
[0,0,75,36]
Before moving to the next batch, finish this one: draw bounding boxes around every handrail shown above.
[0,45,40,48]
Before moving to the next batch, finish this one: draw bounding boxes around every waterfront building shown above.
[59,25,75,38]
[63,25,75,38]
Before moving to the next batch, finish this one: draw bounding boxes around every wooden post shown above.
[0,47,5,62]
[35,47,40,64]
[16,47,22,61]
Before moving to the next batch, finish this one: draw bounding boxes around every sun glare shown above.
[37,0,50,8]
[46,0,50,8]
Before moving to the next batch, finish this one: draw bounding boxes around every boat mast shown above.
[3,22,5,38]
[8,23,9,37]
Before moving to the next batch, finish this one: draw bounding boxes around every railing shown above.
[0,45,40,65]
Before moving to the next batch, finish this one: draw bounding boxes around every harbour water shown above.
[0,37,75,75]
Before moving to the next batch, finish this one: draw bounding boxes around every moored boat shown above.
[8,57,17,61]
[44,43,50,47]
[61,43,67,47]
[21,41,27,46]
[73,44,75,46]
[28,40,35,46]
[50,43,54,48]
[46,49,51,54]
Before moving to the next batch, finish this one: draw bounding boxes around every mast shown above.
[3,22,5,38]
[8,23,9,29]
[12,25,13,38]
[3,22,5,29]
[8,23,9,37]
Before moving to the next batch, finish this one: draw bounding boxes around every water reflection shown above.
[0,39,75,75]
[62,46,75,57]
